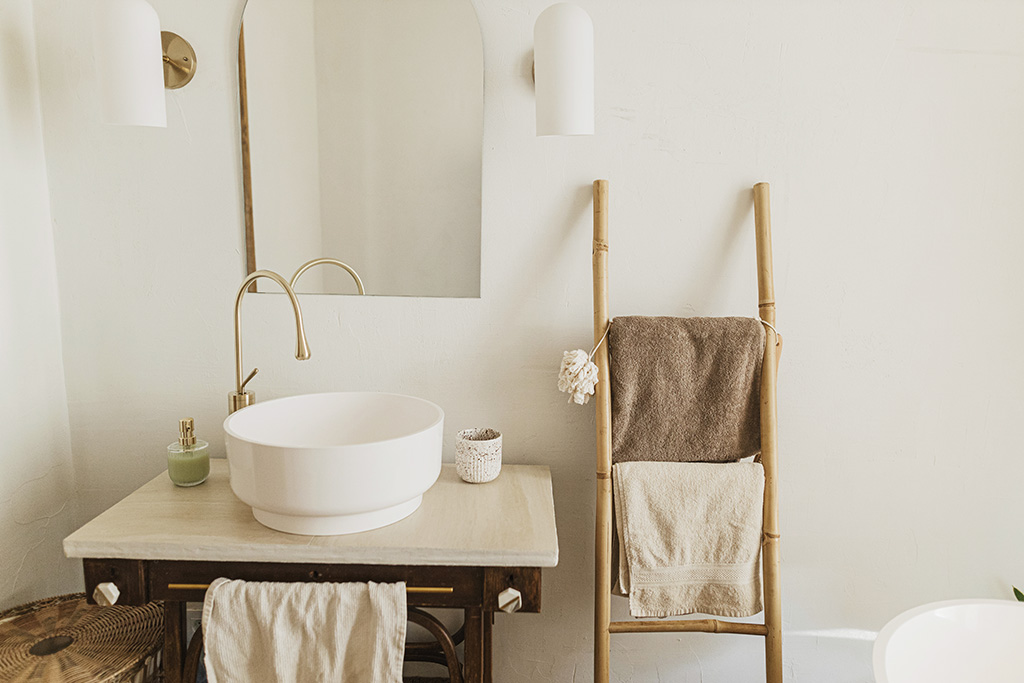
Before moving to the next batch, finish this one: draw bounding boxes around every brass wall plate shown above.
[162,31,196,90]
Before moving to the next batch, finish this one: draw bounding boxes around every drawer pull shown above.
[497,587,522,613]
[93,582,121,606]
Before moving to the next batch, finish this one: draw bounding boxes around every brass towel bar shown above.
[167,583,453,594]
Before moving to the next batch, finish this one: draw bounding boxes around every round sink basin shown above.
[874,599,1024,683]
[223,392,444,535]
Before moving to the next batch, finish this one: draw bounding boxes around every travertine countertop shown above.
[64,460,558,567]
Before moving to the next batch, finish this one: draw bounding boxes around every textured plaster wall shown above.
[29,0,1024,680]
[0,0,78,612]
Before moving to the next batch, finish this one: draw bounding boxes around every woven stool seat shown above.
[0,593,163,683]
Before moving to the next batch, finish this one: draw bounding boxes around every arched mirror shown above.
[239,0,483,297]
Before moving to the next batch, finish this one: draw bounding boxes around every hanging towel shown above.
[201,578,406,683]
[609,316,765,463]
[614,461,764,618]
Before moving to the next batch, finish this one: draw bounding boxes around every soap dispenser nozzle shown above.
[179,418,196,447]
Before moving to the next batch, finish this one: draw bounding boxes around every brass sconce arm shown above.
[290,258,366,295]
[231,270,311,413]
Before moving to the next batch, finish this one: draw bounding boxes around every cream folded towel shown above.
[614,461,765,618]
[201,578,406,683]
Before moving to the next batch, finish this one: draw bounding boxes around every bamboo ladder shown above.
[591,179,782,683]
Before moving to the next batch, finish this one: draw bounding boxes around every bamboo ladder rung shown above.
[609,620,768,637]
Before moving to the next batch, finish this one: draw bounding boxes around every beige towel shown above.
[614,461,764,618]
[202,578,406,683]
[609,316,765,463]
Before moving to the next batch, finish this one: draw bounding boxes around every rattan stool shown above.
[0,593,163,682]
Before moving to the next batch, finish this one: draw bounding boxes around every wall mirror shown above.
[239,0,483,297]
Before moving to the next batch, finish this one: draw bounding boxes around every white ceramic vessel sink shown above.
[223,392,444,535]
[874,599,1024,683]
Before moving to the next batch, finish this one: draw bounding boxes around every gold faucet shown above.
[230,270,311,414]
[290,257,366,295]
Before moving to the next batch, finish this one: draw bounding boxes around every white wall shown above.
[0,0,78,612]
[30,0,1024,680]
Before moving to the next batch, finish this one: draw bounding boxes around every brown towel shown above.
[609,316,764,463]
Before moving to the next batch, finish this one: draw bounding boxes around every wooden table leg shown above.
[483,611,493,683]
[164,601,187,683]
[463,607,484,683]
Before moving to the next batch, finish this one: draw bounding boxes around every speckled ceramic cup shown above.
[455,428,502,483]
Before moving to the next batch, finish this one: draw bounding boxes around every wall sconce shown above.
[534,3,594,136]
[92,0,197,128]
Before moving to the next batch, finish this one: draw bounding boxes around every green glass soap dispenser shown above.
[167,417,210,487]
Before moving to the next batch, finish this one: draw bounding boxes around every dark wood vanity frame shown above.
[83,558,542,683]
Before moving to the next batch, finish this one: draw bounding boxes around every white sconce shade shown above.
[534,3,594,136]
[92,0,167,127]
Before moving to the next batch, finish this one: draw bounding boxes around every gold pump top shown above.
[178,418,196,447]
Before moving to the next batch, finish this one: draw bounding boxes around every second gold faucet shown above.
[290,257,365,295]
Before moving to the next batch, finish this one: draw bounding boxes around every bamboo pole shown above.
[593,179,612,683]
[753,182,783,683]
[609,619,768,636]
[753,183,775,328]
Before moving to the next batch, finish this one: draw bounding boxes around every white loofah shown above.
[559,349,599,405]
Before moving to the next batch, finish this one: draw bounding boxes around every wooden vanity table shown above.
[64,460,558,683]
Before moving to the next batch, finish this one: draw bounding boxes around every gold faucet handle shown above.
[229,368,259,413]
[240,367,259,392]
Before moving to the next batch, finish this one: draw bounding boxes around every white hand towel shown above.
[614,461,764,618]
[201,578,406,683]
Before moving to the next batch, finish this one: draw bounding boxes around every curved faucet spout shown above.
[290,258,366,295]
[231,269,311,413]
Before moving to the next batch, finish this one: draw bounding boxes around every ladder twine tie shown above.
[758,318,779,338]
